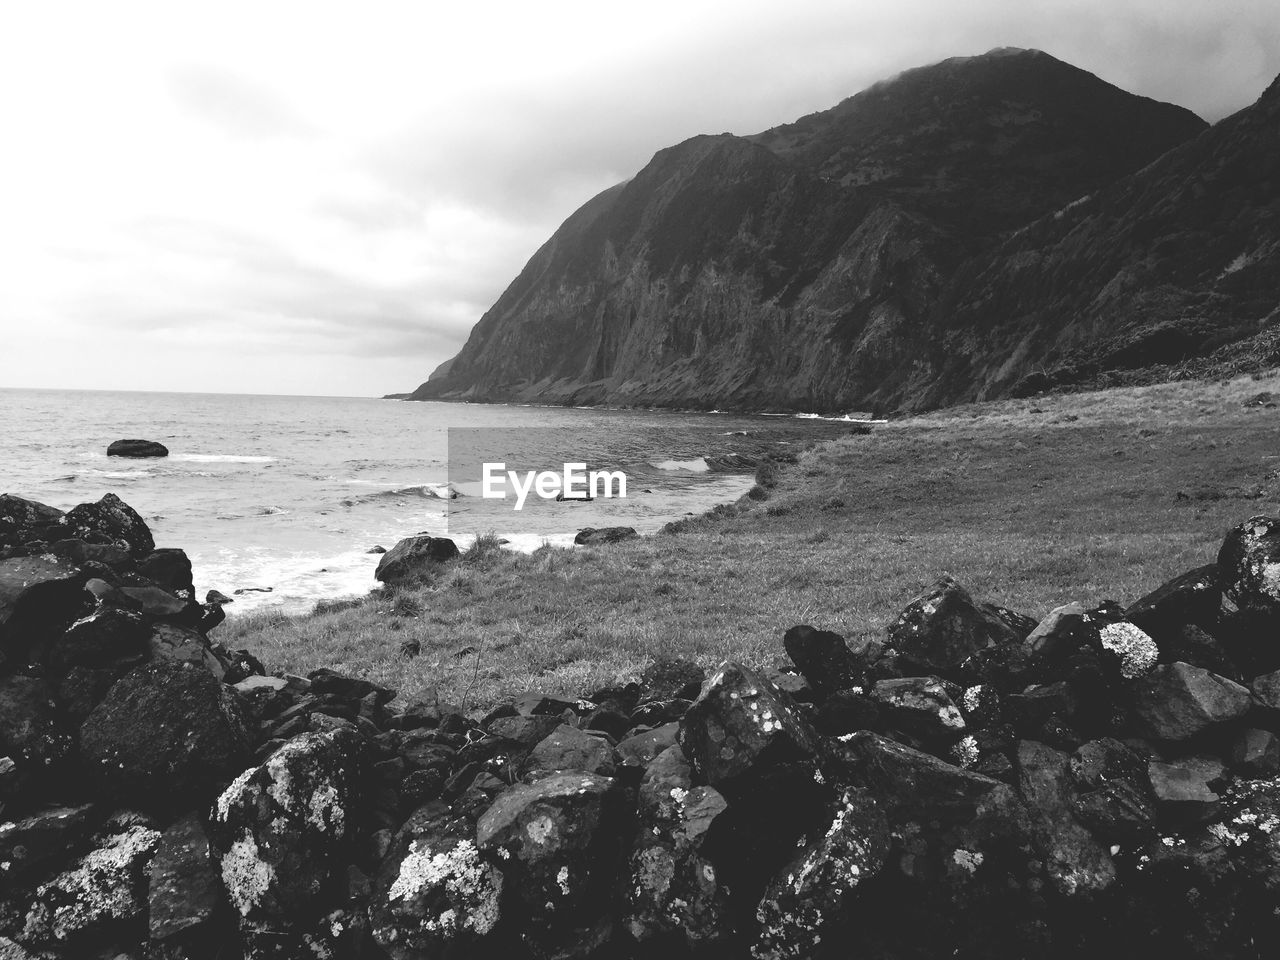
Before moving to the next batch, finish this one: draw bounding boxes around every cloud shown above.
[0,0,1277,396]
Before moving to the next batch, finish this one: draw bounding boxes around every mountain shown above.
[406,50,1276,413]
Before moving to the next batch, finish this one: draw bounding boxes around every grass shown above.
[214,371,1280,711]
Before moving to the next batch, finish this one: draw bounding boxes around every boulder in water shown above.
[106,439,169,458]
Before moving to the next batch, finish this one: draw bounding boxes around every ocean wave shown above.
[343,482,459,506]
[88,469,153,480]
[650,457,711,473]
[791,413,888,423]
[172,454,278,463]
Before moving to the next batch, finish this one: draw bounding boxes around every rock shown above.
[20,823,161,944]
[148,814,222,944]
[522,725,618,780]
[79,660,251,803]
[307,667,396,706]
[59,493,155,558]
[488,714,563,747]
[0,804,95,888]
[1068,737,1157,842]
[1124,563,1221,643]
[41,606,150,675]
[782,625,863,693]
[616,722,679,768]
[370,801,503,960]
[870,676,966,741]
[1251,667,1280,710]
[573,526,638,546]
[639,656,705,701]
[209,728,361,929]
[625,744,730,949]
[107,439,169,458]
[0,674,74,768]
[813,687,881,736]
[149,623,225,679]
[476,772,629,959]
[374,536,460,583]
[885,577,1022,679]
[1130,661,1252,741]
[1015,739,1116,896]
[1097,621,1160,680]
[1217,516,1280,671]
[678,661,821,790]
[0,936,37,958]
[0,495,64,550]
[1148,756,1226,821]
[1230,727,1280,776]
[136,548,195,600]
[49,537,132,569]
[753,788,890,960]
[0,554,90,658]
[120,584,191,619]
[1021,601,1092,670]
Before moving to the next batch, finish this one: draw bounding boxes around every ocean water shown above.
[0,389,859,614]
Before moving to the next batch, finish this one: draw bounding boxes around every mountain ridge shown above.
[405,49,1276,413]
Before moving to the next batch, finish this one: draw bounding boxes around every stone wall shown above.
[1,491,1279,958]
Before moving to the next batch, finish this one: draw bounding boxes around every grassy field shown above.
[215,372,1280,711]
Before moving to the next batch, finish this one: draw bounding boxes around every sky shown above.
[1,1,1277,397]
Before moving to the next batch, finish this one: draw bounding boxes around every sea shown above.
[0,389,865,615]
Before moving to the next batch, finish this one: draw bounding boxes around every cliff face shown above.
[408,49,1279,413]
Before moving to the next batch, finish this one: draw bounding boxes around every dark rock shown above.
[60,493,155,558]
[307,667,396,706]
[584,705,632,740]
[1252,667,1280,711]
[487,714,562,747]
[0,494,64,550]
[639,656,705,701]
[510,691,581,716]
[55,665,131,724]
[205,589,233,605]
[523,724,618,780]
[885,577,1022,679]
[871,676,967,742]
[150,623,225,679]
[630,697,691,726]
[625,744,731,950]
[813,687,882,736]
[108,439,170,458]
[1125,563,1221,643]
[1217,515,1280,672]
[761,667,813,702]
[0,803,95,888]
[1158,622,1240,678]
[0,554,90,658]
[476,771,629,959]
[0,673,74,768]
[678,661,820,790]
[49,537,132,569]
[573,526,638,545]
[616,722,680,768]
[1015,739,1116,896]
[1148,756,1225,821]
[374,535,460,583]
[42,605,150,674]
[137,548,196,600]
[370,801,504,959]
[1130,661,1252,741]
[19,823,162,944]
[148,814,223,944]
[1229,727,1280,777]
[753,787,890,960]
[209,728,362,929]
[782,624,864,692]
[79,660,252,803]
[1068,737,1157,842]
[120,584,192,619]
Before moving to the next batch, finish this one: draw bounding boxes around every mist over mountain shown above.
[407,48,1278,413]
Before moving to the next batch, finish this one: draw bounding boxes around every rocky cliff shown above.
[4,492,1280,957]
[407,49,1280,413]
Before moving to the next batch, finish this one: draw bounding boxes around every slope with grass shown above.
[221,372,1280,709]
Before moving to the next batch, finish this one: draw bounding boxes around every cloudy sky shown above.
[1,1,1276,397]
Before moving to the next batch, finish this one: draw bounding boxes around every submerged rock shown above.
[107,439,169,458]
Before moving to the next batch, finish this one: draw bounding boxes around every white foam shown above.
[196,546,380,617]
[173,454,278,463]
[88,469,152,480]
[651,457,711,473]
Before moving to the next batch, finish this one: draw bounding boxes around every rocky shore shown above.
[1,490,1279,958]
